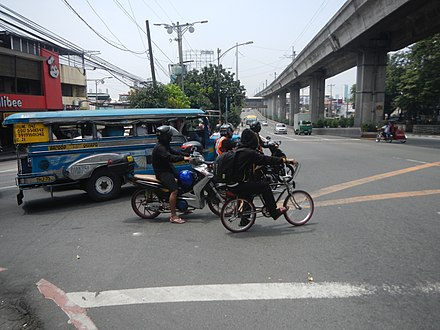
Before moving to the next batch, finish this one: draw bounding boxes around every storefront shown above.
[0,31,87,150]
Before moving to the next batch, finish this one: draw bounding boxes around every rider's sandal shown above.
[169,216,186,224]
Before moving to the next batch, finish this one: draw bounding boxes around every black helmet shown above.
[249,121,261,133]
[240,128,259,150]
[156,125,175,144]
[219,123,233,138]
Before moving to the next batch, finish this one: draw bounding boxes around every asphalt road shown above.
[0,132,439,329]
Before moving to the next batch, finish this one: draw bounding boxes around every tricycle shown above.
[376,125,407,143]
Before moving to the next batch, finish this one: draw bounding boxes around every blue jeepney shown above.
[2,108,215,204]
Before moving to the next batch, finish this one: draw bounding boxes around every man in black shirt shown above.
[152,126,191,224]
[232,128,297,222]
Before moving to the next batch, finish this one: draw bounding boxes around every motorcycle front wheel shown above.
[131,188,161,219]
[277,164,295,183]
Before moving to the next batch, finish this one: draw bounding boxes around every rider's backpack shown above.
[213,150,238,183]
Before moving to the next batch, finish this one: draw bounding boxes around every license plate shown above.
[19,175,55,185]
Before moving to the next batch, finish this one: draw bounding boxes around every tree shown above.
[349,84,356,109]
[386,33,440,124]
[385,51,408,118]
[129,82,190,109]
[182,64,246,128]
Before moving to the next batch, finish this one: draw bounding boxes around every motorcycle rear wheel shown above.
[131,188,161,219]
[207,187,226,216]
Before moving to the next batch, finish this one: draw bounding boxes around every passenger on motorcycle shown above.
[231,128,297,224]
[215,123,237,156]
[152,125,191,224]
[249,120,268,152]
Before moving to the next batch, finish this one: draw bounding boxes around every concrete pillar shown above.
[355,49,387,126]
[279,92,287,122]
[271,95,277,119]
[310,72,325,125]
[288,85,300,126]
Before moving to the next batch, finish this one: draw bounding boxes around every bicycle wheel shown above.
[283,190,314,226]
[220,198,256,233]
[131,188,161,219]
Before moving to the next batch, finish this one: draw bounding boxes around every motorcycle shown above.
[257,136,295,185]
[376,125,407,143]
[129,149,225,219]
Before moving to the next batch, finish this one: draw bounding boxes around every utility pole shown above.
[145,20,156,87]
[154,20,208,92]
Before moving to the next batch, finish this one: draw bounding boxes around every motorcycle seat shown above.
[133,174,161,183]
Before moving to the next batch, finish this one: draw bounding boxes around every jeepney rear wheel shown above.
[86,168,121,202]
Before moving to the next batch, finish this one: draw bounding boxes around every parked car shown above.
[274,123,287,134]
[261,120,268,126]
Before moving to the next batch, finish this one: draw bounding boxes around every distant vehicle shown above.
[274,123,287,134]
[294,113,312,135]
[245,115,258,126]
[261,120,268,126]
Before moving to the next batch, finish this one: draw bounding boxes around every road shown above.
[0,131,439,329]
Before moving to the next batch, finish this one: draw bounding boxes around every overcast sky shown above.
[2,0,356,101]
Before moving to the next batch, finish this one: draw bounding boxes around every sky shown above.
[1,0,356,101]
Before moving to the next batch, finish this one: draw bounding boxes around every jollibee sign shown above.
[0,96,23,108]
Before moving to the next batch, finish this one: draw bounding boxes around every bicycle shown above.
[220,163,314,233]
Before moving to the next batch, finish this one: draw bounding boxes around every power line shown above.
[62,0,146,54]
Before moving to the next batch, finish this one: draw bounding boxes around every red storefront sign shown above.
[0,49,62,112]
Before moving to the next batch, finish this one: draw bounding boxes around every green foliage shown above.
[349,84,356,108]
[129,82,189,109]
[361,122,378,132]
[181,64,246,128]
[315,119,324,128]
[386,33,440,124]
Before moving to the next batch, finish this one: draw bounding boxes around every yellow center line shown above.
[310,161,440,199]
[315,189,440,207]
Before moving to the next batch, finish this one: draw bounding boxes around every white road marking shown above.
[405,158,428,164]
[66,281,440,309]
[0,185,16,191]
[0,168,16,173]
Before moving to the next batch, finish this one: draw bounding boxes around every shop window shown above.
[0,77,15,93]
[17,78,42,95]
[16,58,41,80]
[62,83,73,97]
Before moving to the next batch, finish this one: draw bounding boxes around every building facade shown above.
[0,31,87,149]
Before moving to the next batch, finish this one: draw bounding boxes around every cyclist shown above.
[152,125,191,224]
[231,128,297,224]
[215,123,237,156]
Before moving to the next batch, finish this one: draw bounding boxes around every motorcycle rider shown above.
[249,120,268,152]
[215,123,237,156]
[231,128,297,225]
[383,122,392,139]
[152,125,191,224]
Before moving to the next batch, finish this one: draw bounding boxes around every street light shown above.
[217,41,253,116]
[154,20,208,91]
[87,77,113,106]
[217,41,253,80]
